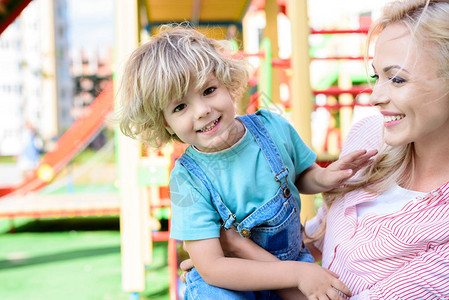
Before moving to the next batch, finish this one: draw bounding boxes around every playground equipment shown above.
[6,82,114,197]
[0,1,377,299]
[248,29,375,156]
[0,82,117,219]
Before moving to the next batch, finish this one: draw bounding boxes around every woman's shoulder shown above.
[341,114,384,156]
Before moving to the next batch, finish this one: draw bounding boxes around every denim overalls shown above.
[178,113,314,299]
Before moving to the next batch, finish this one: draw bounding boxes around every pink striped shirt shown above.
[312,115,449,299]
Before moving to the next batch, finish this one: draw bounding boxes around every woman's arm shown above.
[186,236,352,299]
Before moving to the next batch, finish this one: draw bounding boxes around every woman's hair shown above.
[306,0,449,242]
[117,25,249,147]
[368,0,449,81]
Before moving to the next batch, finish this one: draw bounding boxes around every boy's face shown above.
[163,74,245,152]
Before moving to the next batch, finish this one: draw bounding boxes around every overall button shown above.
[240,228,251,238]
[283,188,291,198]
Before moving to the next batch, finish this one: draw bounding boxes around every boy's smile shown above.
[197,117,221,134]
[163,74,245,152]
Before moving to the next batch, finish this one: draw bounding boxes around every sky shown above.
[67,0,114,54]
[308,0,390,27]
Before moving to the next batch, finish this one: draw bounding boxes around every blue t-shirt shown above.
[169,110,317,241]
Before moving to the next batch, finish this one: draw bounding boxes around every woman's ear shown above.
[165,126,175,135]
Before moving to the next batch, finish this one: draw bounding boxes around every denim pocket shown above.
[250,199,302,260]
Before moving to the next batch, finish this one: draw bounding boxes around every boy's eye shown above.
[173,103,186,112]
[203,87,216,96]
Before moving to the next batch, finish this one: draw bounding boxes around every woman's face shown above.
[369,23,449,147]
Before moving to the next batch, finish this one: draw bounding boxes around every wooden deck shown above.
[0,192,120,219]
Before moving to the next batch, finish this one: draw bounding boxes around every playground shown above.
[0,217,170,300]
[0,0,385,299]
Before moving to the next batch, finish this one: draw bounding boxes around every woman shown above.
[309,0,449,298]
[181,0,449,298]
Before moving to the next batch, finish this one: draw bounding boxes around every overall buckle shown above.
[274,168,291,198]
[223,216,251,238]
[235,221,251,238]
[222,213,236,230]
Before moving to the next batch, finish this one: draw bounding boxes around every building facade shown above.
[0,0,73,156]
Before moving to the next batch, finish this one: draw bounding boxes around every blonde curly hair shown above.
[117,25,249,147]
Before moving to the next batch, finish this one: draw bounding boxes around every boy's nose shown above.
[194,100,211,119]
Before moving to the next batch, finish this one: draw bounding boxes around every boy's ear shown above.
[165,126,175,135]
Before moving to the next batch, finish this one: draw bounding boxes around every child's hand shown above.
[180,258,193,283]
[179,242,193,283]
[296,263,352,300]
[321,149,377,190]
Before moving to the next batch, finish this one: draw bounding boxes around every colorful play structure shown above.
[0,0,377,299]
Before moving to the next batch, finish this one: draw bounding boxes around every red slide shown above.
[0,0,34,35]
[0,82,115,197]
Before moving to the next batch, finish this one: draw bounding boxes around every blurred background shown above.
[0,0,391,299]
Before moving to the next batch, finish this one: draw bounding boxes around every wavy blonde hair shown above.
[117,25,249,147]
[307,0,449,242]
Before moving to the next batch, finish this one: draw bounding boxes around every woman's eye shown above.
[174,104,186,112]
[203,87,216,96]
[390,76,406,84]
[370,74,379,81]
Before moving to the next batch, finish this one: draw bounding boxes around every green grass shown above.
[0,217,171,300]
[0,156,16,163]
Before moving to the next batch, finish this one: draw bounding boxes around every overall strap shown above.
[177,153,238,229]
[238,114,291,198]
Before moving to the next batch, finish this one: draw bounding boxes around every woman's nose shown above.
[369,82,390,107]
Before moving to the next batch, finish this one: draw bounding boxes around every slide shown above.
[1,82,115,197]
[0,0,34,35]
